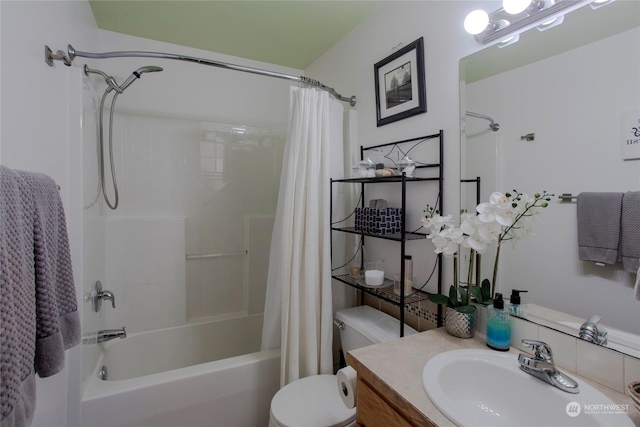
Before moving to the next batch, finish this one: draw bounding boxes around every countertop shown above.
[346,327,640,426]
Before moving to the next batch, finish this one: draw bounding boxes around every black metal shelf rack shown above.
[330,131,444,337]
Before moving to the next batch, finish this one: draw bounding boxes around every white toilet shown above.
[269,305,418,427]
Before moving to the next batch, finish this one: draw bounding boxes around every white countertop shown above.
[347,327,640,426]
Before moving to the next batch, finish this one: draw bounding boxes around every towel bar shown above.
[558,193,577,202]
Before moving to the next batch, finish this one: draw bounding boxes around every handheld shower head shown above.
[119,65,164,92]
[135,66,164,74]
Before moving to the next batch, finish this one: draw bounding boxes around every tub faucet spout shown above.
[82,327,127,344]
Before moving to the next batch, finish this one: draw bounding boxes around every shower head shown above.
[119,65,164,92]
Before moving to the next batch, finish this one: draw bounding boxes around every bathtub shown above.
[81,313,280,427]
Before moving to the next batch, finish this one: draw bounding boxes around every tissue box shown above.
[355,207,402,235]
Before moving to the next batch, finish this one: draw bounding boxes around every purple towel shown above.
[0,166,80,427]
[577,192,624,264]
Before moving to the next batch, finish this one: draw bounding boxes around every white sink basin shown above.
[422,349,633,427]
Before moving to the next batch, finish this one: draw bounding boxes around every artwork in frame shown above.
[374,37,426,127]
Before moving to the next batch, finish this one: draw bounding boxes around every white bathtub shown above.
[81,313,280,427]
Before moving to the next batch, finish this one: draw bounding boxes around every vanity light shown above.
[536,14,564,31]
[503,0,534,15]
[464,10,490,35]
[590,0,616,10]
[496,34,520,48]
[464,0,613,45]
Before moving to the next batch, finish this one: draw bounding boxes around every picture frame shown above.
[374,37,426,127]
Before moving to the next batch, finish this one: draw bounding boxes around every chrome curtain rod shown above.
[45,44,356,106]
[465,111,500,132]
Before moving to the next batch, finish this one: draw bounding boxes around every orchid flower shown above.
[422,190,553,302]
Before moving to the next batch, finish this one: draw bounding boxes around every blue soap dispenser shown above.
[486,293,510,351]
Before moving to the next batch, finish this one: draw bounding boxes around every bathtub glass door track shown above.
[330,131,444,336]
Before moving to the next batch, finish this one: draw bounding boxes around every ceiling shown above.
[88,0,386,70]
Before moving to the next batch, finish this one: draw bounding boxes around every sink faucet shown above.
[518,339,580,394]
[579,315,608,346]
[82,327,127,344]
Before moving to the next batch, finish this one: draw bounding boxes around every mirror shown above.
[460,1,640,358]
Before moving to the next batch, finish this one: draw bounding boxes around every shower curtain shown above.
[261,87,344,386]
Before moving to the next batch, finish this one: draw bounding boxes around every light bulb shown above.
[464,10,490,35]
[537,14,564,31]
[503,0,532,14]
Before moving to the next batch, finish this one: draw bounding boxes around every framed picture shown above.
[374,37,426,127]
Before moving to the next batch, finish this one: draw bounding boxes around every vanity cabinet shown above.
[347,352,434,427]
[330,132,444,335]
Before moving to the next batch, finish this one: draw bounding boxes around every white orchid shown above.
[478,190,552,298]
[422,189,553,301]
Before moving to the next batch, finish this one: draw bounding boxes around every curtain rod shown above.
[45,44,356,106]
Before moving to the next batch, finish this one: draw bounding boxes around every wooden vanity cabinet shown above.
[347,353,435,427]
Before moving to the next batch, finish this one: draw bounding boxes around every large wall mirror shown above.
[460,1,640,358]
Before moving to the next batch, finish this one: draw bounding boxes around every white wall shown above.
[0,2,98,426]
[466,27,640,334]
[306,1,496,298]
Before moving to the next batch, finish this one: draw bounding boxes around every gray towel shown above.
[621,191,640,273]
[577,192,624,264]
[0,166,80,427]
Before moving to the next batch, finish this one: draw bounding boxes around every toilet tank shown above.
[335,305,418,352]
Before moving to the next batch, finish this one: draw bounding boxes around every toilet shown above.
[269,305,418,427]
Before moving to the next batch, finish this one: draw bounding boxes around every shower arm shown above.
[465,111,500,131]
[45,44,357,107]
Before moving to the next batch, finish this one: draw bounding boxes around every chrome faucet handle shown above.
[85,281,116,312]
[97,289,116,308]
[521,339,554,364]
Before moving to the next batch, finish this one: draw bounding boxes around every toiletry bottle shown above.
[403,255,413,295]
[509,289,528,317]
[486,293,510,351]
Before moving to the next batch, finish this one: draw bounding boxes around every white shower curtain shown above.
[261,87,344,386]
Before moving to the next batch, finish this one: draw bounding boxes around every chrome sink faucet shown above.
[518,339,580,394]
[579,315,608,346]
[82,327,127,344]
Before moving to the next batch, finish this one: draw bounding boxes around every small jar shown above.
[359,158,376,178]
[397,156,416,177]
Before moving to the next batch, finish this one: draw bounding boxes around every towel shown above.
[577,192,624,265]
[635,266,640,301]
[0,166,80,427]
[621,191,640,273]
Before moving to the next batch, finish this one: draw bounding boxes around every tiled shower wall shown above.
[103,112,284,331]
[104,217,186,333]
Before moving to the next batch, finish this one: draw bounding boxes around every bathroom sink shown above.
[422,349,634,427]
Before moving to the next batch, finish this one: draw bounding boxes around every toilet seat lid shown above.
[270,374,356,427]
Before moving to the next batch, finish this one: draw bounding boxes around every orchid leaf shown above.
[470,286,485,304]
[459,288,468,306]
[449,286,458,307]
[428,293,449,306]
[481,279,492,299]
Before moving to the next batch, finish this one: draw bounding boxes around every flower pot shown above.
[445,306,476,339]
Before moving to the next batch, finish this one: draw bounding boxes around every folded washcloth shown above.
[577,192,624,265]
[0,166,80,427]
[621,191,640,273]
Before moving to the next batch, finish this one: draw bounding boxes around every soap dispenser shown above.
[486,293,510,351]
[509,289,528,318]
